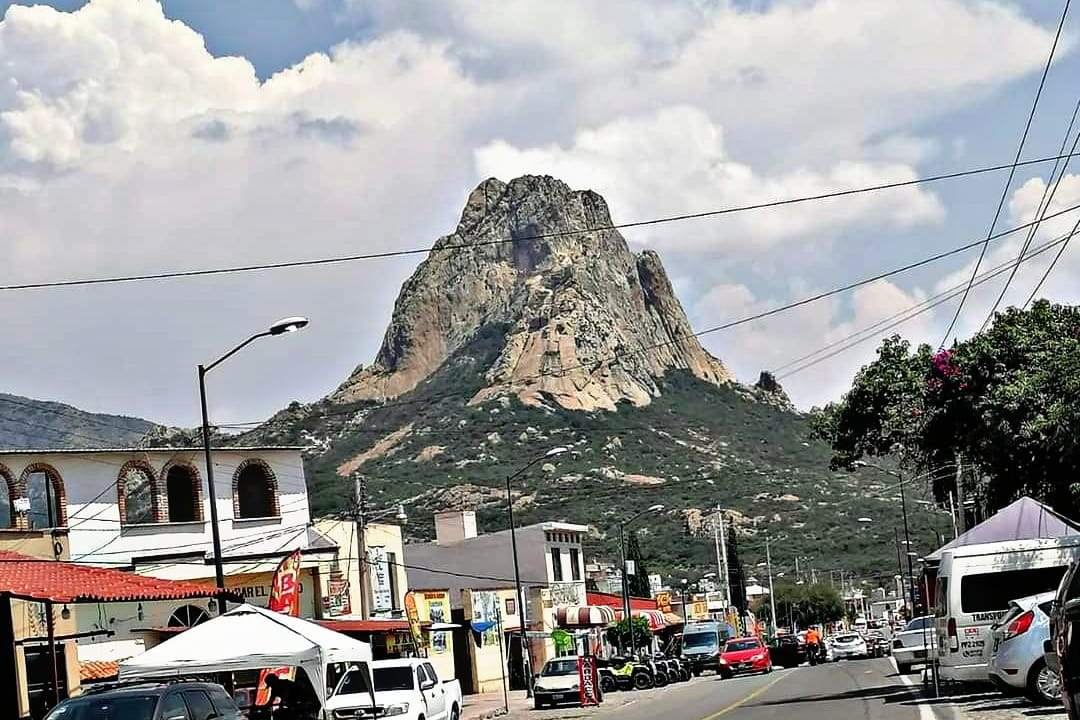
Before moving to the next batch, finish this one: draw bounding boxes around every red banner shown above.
[255,550,303,706]
[577,655,599,707]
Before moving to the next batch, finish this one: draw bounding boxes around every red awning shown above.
[317,618,413,633]
[0,551,240,604]
[556,605,617,627]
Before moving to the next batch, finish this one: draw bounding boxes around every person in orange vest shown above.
[805,627,822,664]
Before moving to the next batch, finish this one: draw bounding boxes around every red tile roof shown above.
[318,619,413,633]
[0,551,240,604]
[587,591,657,611]
[80,660,120,682]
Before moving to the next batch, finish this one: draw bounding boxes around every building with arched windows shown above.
[0,446,338,679]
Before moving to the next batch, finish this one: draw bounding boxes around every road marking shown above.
[891,657,940,720]
[698,672,787,720]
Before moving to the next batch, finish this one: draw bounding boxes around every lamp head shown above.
[270,316,309,335]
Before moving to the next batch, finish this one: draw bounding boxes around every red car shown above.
[719,636,772,678]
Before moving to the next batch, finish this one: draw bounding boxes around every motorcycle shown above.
[666,656,690,682]
[807,642,825,666]
[643,655,668,687]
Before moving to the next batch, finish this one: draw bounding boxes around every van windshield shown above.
[684,632,719,652]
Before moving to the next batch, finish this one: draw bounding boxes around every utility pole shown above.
[894,528,907,615]
[948,492,958,539]
[955,455,966,534]
[717,508,731,608]
[765,534,777,636]
[354,474,369,619]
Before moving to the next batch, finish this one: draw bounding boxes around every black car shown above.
[44,680,243,720]
[768,635,806,668]
[1052,561,1080,720]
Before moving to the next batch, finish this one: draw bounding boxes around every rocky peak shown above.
[753,371,795,411]
[332,175,731,411]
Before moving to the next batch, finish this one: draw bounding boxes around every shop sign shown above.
[368,546,393,613]
[655,592,672,613]
[578,656,599,707]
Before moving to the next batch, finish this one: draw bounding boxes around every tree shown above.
[758,582,844,628]
[625,531,652,598]
[813,302,1080,517]
[605,616,652,652]
[725,518,748,613]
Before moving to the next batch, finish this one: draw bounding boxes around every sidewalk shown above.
[461,689,529,720]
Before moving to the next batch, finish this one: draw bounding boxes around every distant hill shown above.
[242,175,953,580]
[0,393,156,449]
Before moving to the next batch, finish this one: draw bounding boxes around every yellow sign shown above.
[404,591,427,650]
[655,592,672,613]
[690,602,709,620]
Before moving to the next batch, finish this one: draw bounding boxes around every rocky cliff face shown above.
[333,176,731,411]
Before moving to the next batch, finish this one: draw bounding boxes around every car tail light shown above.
[947,617,959,652]
[1005,610,1034,640]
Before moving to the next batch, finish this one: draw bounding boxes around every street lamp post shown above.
[680,578,689,620]
[506,447,568,697]
[853,461,917,613]
[199,316,308,613]
[618,504,664,657]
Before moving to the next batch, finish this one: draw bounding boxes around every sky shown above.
[2,0,1080,431]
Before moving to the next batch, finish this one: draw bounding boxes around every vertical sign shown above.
[577,655,599,707]
[368,546,393,613]
[255,550,303,706]
[404,591,426,651]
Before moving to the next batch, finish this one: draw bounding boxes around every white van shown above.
[934,537,1080,683]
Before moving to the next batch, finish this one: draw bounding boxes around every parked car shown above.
[893,616,937,675]
[769,634,806,668]
[532,657,587,709]
[988,591,1060,704]
[44,680,242,720]
[719,636,772,677]
[1050,558,1080,720]
[831,632,869,660]
[935,538,1077,683]
[326,658,463,720]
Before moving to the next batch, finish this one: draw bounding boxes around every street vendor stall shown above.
[119,604,374,717]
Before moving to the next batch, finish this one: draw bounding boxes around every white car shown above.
[533,658,582,709]
[831,632,868,660]
[893,616,937,675]
[326,658,462,720]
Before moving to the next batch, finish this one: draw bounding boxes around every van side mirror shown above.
[1065,598,1080,622]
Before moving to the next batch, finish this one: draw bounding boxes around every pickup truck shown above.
[893,616,937,674]
[326,658,463,720]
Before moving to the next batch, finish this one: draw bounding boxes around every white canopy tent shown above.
[119,604,373,712]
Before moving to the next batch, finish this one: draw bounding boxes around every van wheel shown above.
[1026,659,1062,705]
[450,704,460,720]
[897,662,913,675]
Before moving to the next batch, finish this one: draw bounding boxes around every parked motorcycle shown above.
[666,656,690,682]
[643,655,668,687]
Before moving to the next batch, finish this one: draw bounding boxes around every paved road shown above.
[526,659,929,720]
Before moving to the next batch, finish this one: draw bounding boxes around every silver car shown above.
[988,591,1061,704]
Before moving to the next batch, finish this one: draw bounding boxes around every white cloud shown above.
[0,0,1067,424]
[476,106,945,251]
[695,278,933,408]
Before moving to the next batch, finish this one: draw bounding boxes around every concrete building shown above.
[313,518,408,619]
[405,511,589,691]
[0,447,337,671]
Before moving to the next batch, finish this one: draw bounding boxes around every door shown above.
[23,645,68,720]
[418,665,446,720]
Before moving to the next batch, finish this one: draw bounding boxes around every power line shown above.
[6,151,1080,294]
[981,96,1080,331]
[939,0,1071,346]
[775,229,1073,379]
[1024,211,1080,306]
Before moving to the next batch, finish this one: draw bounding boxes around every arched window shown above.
[168,605,209,628]
[118,462,157,525]
[21,465,65,529]
[233,460,278,519]
[164,463,202,523]
[0,464,13,529]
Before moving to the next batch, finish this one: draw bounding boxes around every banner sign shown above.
[577,655,600,707]
[255,550,302,706]
[368,546,393,613]
[404,591,426,650]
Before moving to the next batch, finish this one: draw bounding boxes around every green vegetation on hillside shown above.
[0,393,154,450]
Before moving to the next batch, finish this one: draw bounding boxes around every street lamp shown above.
[680,578,689,620]
[853,460,916,612]
[199,316,308,613]
[619,504,664,657]
[506,447,568,696]
[756,534,778,636]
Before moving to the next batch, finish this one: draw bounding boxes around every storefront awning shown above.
[556,605,617,627]
[663,612,683,626]
[613,608,667,631]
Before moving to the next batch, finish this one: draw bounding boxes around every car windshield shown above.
[542,659,579,676]
[339,669,374,695]
[372,667,415,692]
[44,695,158,720]
[725,639,759,652]
[683,632,719,651]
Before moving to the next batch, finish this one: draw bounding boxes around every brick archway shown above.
[231,458,280,519]
[19,463,67,527]
[116,459,162,525]
[160,460,204,523]
[0,463,17,529]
